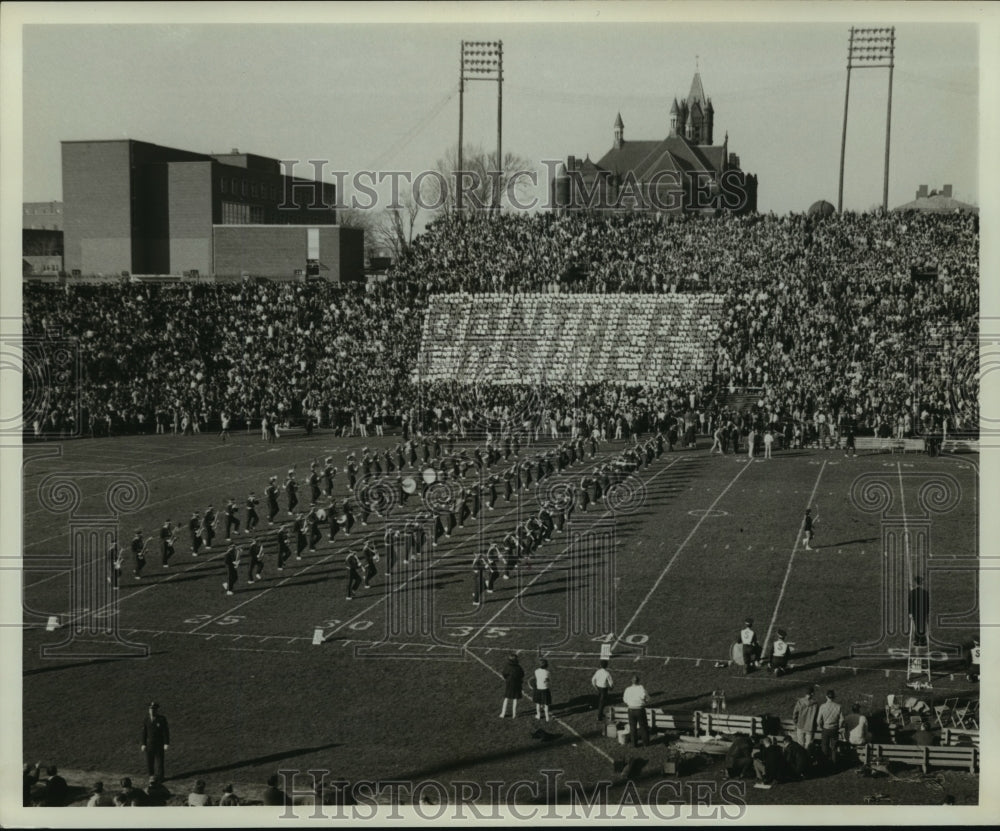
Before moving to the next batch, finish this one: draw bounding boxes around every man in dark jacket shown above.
[753,736,786,788]
[781,735,812,779]
[141,702,170,781]
[724,734,755,779]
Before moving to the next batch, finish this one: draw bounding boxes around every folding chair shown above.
[951,700,972,729]
[933,702,952,730]
[964,700,979,730]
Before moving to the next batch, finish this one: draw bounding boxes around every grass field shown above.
[19,428,980,808]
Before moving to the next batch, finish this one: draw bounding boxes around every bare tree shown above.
[428,144,534,216]
[338,208,379,262]
[374,190,421,263]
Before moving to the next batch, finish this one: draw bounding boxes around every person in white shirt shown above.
[768,629,791,676]
[763,429,774,459]
[739,618,760,675]
[591,660,614,722]
[533,659,552,722]
[843,703,870,746]
[622,675,650,747]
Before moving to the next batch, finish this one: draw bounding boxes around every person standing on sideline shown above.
[792,685,819,749]
[909,575,930,646]
[591,659,614,721]
[802,508,816,551]
[141,702,170,781]
[740,618,760,675]
[763,429,774,459]
[219,410,231,442]
[223,544,239,595]
[533,659,552,722]
[747,426,756,460]
[623,675,651,747]
[499,654,525,718]
[816,689,844,766]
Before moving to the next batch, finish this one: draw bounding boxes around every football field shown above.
[20,429,980,805]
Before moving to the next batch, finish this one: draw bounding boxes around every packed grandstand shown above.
[23,209,978,445]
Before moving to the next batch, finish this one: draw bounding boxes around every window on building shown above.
[241,180,247,197]
[220,178,227,194]
[251,182,258,198]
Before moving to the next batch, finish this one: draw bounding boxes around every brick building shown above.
[61,139,362,280]
[552,72,757,215]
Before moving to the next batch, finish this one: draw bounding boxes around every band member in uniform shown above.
[346,455,358,492]
[433,510,447,547]
[108,541,124,590]
[342,498,355,536]
[322,458,336,496]
[472,550,487,606]
[502,531,520,579]
[202,505,217,550]
[503,467,514,502]
[306,506,322,552]
[159,520,177,568]
[487,473,499,510]
[224,498,240,541]
[384,448,395,474]
[383,527,398,576]
[484,543,501,593]
[276,524,291,571]
[189,511,202,555]
[223,544,239,595]
[308,466,321,505]
[470,483,482,520]
[802,508,816,551]
[245,492,260,534]
[360,539,379,589]
[295,513,308,560]
[131,529,148,579]
[284,470,299,516]
[265,477,280,524]
[327,498,341,543]
[345,549,363,600]
[362,450,373,477]
[246,537,264,582]
[405,517,425,563]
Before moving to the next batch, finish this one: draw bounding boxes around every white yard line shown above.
[463,455,687,651]
[463,647,614,763]
[761,460,827,649]
[612,458,752,651]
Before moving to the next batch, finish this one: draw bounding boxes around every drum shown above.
[402,476,417,494]
[317,508,327,521]
[422,468,437,485]
[337,513,348,525]
[731,642,745,666]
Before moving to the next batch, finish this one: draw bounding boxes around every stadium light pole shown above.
[837,26,896,213]
[458,40,504,216]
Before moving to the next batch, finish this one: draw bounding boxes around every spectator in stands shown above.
[86,780,115,807]
[187,779,213,806]
[22,762,40,806]
[116,776,148,806]
[262,773,290,806]
[781,735,812,780]
[753,736,786,788]
[146,775,172,806]
[36,765,69,807]
[219,783,241,806]
[843,703,870,747]
[723,733,755,779]
[912,720,938,747]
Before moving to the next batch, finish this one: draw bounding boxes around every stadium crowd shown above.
[22,209,977,441]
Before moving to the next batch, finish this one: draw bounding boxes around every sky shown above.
[11,6,983,221]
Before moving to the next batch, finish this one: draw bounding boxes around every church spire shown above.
[613,112,624,149]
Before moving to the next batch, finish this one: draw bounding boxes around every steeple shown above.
[669,98,680,136]
[613,112,624,149]
[705,97,714,145]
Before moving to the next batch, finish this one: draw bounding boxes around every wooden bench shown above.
[849,437,926,454]
[941,728,980,748]
[607,705,695,734]
[864,743,978,773]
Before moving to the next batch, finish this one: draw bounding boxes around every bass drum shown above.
[731,642,745,666]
